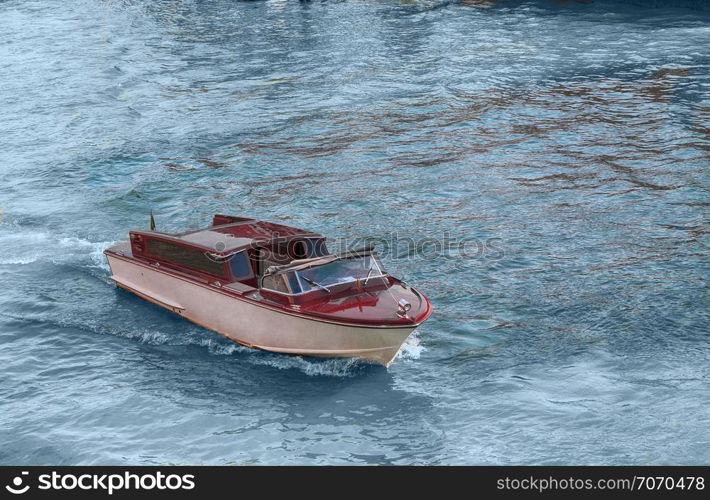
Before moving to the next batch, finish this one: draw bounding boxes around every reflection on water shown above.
[0,0,708,464]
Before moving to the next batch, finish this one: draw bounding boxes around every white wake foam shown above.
[0,229,114,271]
[245,353,365,377]
[395,331,425,361]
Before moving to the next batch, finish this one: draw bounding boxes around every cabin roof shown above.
[168,219,323,253]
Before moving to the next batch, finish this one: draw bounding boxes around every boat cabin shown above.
[126,215,388,305]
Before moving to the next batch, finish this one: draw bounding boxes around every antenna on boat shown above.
[150,211,156,231]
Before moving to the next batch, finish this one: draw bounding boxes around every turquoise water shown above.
[1,0,708,465]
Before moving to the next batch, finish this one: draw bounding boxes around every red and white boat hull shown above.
[107,254,416,365]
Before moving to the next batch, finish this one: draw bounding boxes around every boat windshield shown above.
[262,254,387,294]
[295,254,386,293]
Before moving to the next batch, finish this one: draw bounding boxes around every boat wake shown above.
[395,332,425,361]
[0,309,372,378]
[193,336,370,376]
[246,353,368,377]
[0,228,113,272]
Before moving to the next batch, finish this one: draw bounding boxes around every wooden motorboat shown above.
[104,215,432,365]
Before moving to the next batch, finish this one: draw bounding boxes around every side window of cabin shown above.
[289,239,327,259]
[309,239,328,257]
[146,239,225,277]
[229,252,252,280]
[292,240,308,259]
